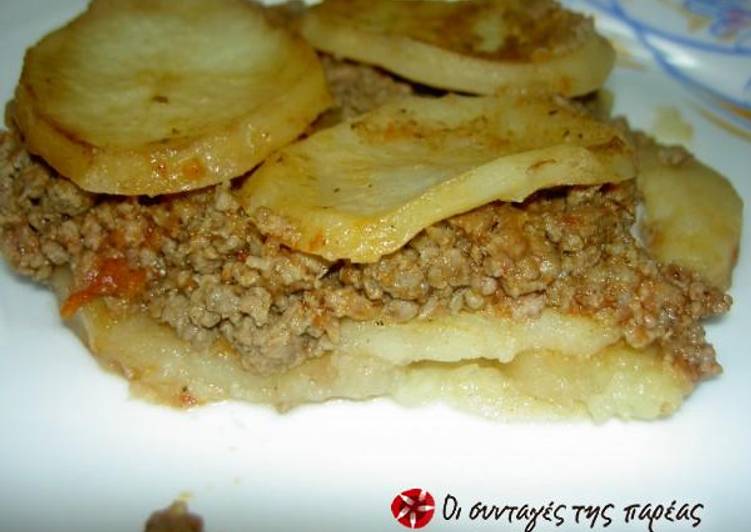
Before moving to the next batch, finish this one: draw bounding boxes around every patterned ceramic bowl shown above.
[565,0,751,133]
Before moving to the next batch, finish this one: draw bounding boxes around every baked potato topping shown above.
[239,93,635,262]
[301,0,614,96]
[12,0,331,195]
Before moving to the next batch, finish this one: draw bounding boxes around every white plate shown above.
[0,2,749,531]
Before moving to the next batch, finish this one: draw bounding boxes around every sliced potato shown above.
[301,0,614,96]
[338,309,621,366]
[13,0,331,195]
[238,94,635,262]
[637,137,743,290]
[52,271,692,421]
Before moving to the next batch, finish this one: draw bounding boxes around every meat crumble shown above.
[310,54,415,132]
[0,125,730,378]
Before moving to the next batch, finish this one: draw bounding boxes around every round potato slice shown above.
[301,0,614,96]
[238,93,636,262]
[13,0,331,195]
[636,136,743,291]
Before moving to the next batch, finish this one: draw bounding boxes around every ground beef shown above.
[0,129,730,378]
[338,183,729,377]
[319,55,414,121]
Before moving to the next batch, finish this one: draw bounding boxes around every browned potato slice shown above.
[13,0,331,195]
[238,93,635,262]
[301,0,614,96]
[637,138,743,290]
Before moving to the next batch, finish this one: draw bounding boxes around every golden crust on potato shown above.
[238,93,636,262]
[12,0,331,195]
[301,0,615,96]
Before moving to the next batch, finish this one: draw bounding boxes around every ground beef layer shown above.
[0,123,730,378]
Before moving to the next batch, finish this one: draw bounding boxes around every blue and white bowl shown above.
[565,0,751,132]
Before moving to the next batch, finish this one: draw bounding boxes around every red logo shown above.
[391,488,435,529]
